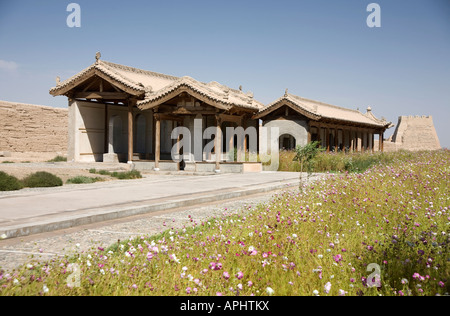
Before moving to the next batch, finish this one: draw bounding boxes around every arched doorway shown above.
[279,134,296,150]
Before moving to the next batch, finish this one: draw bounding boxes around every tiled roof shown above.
[256,93,391,128]
[49,59,263,112]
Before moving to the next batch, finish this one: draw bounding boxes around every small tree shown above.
[293,141,323,185]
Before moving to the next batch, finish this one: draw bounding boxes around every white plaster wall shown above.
[69,100,106,162]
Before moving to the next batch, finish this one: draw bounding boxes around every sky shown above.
[0,0,449,147]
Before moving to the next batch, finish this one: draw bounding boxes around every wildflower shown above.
[439,281,445,288]
[216,292,223,296]
[333,254,342,263]
[223,271,230,280]
[248,281,253,287]
[266,287,275,296]
[324,282,332,294]
[236,271,244,280]
[313,290,319,296]
[401,278,408,284]
[237,283,243,290]
[186,287,192,294]
[43,285,49,293]
[338,289,347,296]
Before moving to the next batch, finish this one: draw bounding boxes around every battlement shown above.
[390,115,440,151]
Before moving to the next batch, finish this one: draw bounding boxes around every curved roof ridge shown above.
[100,60,180,81]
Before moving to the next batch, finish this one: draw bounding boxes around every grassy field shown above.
[0,150,448,296]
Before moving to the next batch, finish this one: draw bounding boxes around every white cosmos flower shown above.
[266,287,275,296]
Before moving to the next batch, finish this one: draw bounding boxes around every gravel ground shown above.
[0,189,292,273]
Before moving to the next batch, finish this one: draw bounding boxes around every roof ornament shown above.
[239,85,243,91]
[367,106,372,112]
[284,88,289,97]
[223,88,230,100]
[95,51,101,63]
[56,76,61,86]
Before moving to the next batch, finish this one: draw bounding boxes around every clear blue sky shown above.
[1,0,449,147]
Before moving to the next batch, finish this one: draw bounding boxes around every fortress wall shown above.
[0,100,68,155]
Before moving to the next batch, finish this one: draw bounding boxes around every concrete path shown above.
[0,171,307,240]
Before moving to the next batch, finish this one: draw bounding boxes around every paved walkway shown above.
[0,172,307,240]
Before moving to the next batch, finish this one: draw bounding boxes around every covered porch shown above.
[49,54,263,173]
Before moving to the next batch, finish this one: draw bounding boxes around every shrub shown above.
[0,171,23,191]
[89,169,142,180]
[47,156,67,162]
[110,170,142,180]
[22,171,63,188]
[66,176,103,184]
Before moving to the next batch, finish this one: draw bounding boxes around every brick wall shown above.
[0,100,68,153]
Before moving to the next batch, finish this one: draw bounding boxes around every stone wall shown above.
[0,100,68,154]
[385,116,441,152]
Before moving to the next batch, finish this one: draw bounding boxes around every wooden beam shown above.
[218,113,242,123]
[74,92,129,100]
[156,113,184,123]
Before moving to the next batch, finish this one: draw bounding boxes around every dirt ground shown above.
[0,152,131,183]
[0,164,114,183]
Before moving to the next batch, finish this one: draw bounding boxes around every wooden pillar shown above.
[215,116,222,172]
[372,133,375,153]
[127,100,134,164]
[334,128,338,152]
[242,119,248,162]
[307,123,312,144]
[176,121,181,171]
[380,132,384,152]
[154,114,161,170]
[360,132,364,152]
[326,128,330,153]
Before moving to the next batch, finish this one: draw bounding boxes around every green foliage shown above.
[66,176,103,184]
[0,171,23,191]
[278,149,396,174]
[89,169,142,180]
[47,156,67,162]
[21,171,63,188]
[293,141,324,173]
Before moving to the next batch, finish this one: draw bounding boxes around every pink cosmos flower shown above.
[333,254,342,263]
[223,271,230,280]
[236,271,244,280]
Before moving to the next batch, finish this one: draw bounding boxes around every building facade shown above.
[50,54,393,172]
